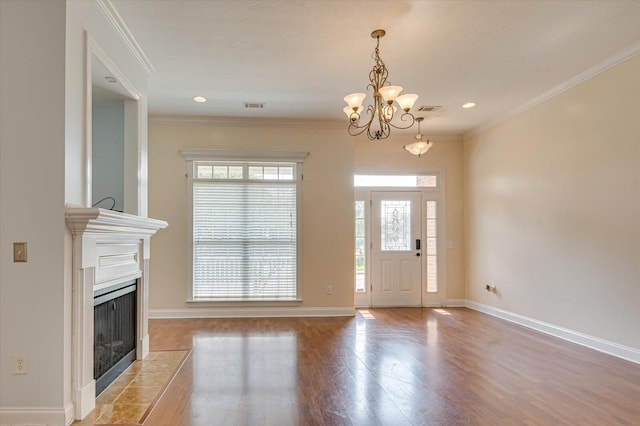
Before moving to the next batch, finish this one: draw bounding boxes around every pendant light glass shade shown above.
[404,139,434,157]
[344,106,362,121]
[378,85,403,104]
[344,93,366,109]
[403,117,433,157]
[396,93,419,112]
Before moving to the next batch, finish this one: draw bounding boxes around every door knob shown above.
[416,253,421,257]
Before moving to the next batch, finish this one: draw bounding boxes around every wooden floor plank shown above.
[140,308,640,425]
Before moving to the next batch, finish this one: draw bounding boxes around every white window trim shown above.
[353,168,443,190]
[181,148,308,304]
[181,148,308,162]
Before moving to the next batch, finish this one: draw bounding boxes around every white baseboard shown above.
[465,300,640,365]
[0,403,74,426]
[150,306,356,319]
[422,299,466,308]
[139,334,149,359]
[65,402,74,426]
[74,380,95,421]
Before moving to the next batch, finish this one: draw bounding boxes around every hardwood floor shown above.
[142,308,640,425]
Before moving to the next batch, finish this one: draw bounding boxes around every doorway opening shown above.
[353,173,445,307]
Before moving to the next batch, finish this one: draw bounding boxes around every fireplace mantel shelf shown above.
[65,206,168,236]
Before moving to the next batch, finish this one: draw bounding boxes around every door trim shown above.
[353,169,446,308]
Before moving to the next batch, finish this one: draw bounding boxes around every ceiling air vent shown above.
[243,102,265,109]
[417,105,441,112]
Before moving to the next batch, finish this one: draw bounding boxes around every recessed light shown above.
[462,102,476,109]
[104,76,117,84]
[193,96,207,103]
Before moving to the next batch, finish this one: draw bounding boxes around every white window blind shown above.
[192,161,298,300]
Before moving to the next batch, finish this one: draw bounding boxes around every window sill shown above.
[186,298,303,307]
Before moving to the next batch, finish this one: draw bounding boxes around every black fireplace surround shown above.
[93,280,137,395]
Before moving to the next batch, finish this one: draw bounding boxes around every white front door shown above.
[370,191,422,307]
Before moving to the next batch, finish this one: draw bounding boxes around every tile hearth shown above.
[74,350,188,425]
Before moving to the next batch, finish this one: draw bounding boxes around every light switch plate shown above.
[13,242,27,262]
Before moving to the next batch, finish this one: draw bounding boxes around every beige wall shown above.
[464,55,640,349]
[148,122,354,311]
[1,0,151,419]
[1,0,67,410]
[354,134,466,301]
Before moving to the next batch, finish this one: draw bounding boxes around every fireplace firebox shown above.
[93,280,137,395]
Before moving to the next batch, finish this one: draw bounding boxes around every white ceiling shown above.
[111,0,640,135]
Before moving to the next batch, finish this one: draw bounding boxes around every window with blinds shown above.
[191,161,299,300]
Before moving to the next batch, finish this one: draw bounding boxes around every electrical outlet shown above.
[13,242,27,262]
[325,285,333,295]
[13,355,27,375]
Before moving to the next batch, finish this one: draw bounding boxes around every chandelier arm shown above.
[369,120,391,140]
[366,81,376,95]
[347,124,370,137]
[347,110,391,141]
[377,98,390,139]
[387,112,417,130]
[347,104,378,136]
[370,62,388,94]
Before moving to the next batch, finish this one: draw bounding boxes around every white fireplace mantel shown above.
[66,207,168,236]
[65,207,167,419]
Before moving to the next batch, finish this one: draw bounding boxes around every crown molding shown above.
[467,40,640,138]
[96,0,155,76]
[149,115,465,137]
[149,114,345,129]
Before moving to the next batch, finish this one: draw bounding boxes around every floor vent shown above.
[244,102,265,109]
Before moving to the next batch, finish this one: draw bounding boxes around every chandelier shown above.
[403,117,433,157]
[343,29,419,140]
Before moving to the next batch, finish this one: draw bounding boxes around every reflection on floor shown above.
[74,350,188,425]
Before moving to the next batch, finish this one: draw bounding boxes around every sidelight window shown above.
[355,201,366,292]
[425,200,438,293]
